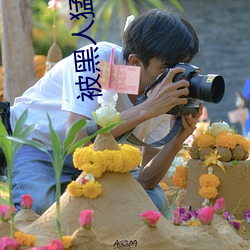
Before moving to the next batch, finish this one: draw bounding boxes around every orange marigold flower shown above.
[233,134,250,151]
[62,236,73,249]
[172,166,188,188]
[215,131,237,149]
[160,182,168,191]
[199,174,220,188]
[14,231,36,247]
[197,134,215,149]
[199,186,218,199]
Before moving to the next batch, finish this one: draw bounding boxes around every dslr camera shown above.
[135,63,225,116]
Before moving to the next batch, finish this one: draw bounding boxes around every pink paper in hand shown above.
[98,48,140,95]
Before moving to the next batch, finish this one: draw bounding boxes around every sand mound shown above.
[11,171,250,250]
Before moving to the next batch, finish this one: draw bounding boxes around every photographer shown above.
[8,9,203,215]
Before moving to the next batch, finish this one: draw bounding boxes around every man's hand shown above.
[172,102,204,145]
[141,67,190,118]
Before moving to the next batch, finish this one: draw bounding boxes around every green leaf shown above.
[63,118,86,151]
[230,196,245,219]
[165,188,180,220]
[47,113,62,174]
[0,119,12,162]
[11,124,38,154]
[12,109,28,137]
[19,124,38,139]
[6,136,52,161]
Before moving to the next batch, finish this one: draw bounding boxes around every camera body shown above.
[135,63,225,116]
[168,63,225,115]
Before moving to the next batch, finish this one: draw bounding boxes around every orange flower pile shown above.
[193,129,250,151]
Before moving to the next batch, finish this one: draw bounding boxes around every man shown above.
[8,9,202,215]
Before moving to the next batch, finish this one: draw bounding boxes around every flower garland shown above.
[73,144,141,176]
[68,144,141,199]
[199,167,220,206]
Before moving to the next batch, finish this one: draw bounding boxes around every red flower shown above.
[79,210,94,229]
[213,197,225,215]
[197,207,214,225]
[0,236,19,249]
[20,194,33,209]
[0,205,16,221]
[139,210,162,227]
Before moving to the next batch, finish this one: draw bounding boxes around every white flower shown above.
[93,107,120,127]
[206,121,232,136]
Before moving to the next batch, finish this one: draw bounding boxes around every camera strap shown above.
[116,116,183,147]
[118,73,183,147]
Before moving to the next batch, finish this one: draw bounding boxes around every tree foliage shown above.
[32,0,77,57]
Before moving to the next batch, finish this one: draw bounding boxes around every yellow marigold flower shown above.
[199,186,218,199]
[111,151,124,171]
[94,151,110,170]
[62,235,73,249]
[197,134,215,149]
[105,150,124,172]
[14,231,36,247]
[67,181,84,197]
[82,163,105,178]
[172,166,188,189]
[82,180,102,199]
[215,131,237,149]
[73,144,142,177]
[160,182,168,191]
[119,144,142,172]
[73,146,94,168]
[199,174,220,188]
[185,219,201,226]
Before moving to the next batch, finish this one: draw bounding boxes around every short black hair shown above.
[122,9,199,68]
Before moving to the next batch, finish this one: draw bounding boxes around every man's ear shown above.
[128,54,141,66]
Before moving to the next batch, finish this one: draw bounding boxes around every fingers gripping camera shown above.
[135,63,225,116]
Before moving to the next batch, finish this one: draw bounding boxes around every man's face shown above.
[139,57,167,92]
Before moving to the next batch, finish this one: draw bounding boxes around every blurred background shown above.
[1,0,250,134]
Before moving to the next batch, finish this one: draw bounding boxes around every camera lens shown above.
[189,74,225,103]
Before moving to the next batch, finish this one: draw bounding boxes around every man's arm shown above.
[138,103,203,189]
[66,67,191,142]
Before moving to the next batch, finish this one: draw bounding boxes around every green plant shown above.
[32,0,77,57]
[7,112,120,240]
[0,109,38,238]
